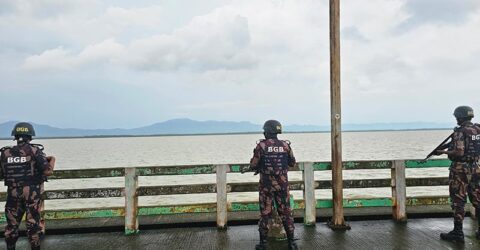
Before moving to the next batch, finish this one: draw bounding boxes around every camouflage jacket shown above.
[0,143,52,187]
[249,138,296,175]
[448,122,480,163]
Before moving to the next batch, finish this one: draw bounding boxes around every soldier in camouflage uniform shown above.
[435,106,480,242]
[0,122,55,250]
[244,120,298,250]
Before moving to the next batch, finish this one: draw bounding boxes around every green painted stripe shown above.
[406,196,450,206]
[229,200,304,212]
[136,165,216,176]
[230,164,250,173]
[125,228,140,235]
[405,159,451,168]
[139,204,217,215]
[313,161,392,171]
[229,203,260,212]
[316,198,393,208]
[44,209,124,220]
[313,162,330,171]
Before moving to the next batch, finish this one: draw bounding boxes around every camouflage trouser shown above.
[258,173,295,238]
[449,162,480,222]
[40,182,45,235]
[4,184,42,248]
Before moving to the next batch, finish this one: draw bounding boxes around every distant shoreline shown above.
[0,127,451,140]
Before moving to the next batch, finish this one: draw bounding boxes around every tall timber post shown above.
[329,0,349,230]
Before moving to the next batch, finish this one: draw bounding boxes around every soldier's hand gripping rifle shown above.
[422,132,454,162]
[240,166,259,175]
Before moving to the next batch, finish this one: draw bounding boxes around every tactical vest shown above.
[258,139,290,175]
[449,124,480,162]
[1,144,43,187]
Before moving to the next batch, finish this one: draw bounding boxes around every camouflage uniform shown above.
[250,138,296,240]
[0,143,51,249]
[447,122,480,222]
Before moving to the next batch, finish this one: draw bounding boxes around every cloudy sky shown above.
[1,0,479,129]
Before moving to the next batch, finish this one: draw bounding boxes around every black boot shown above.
[255,232,267,250]
[288,239,298,250]
[440,221,464,243]
[6,239,16,250]
[285,230,298,250]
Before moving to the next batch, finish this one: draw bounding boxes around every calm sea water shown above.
[0,130,452,169]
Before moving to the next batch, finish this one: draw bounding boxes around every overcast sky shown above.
[1,0,479,129]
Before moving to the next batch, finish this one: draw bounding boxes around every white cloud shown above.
[23,39,125,70]
[22,7,258,72]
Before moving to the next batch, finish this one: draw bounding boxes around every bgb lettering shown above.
[7,157,27,164]
[267,146,284,153]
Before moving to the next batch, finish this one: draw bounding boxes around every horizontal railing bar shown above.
[136,165,217,176]
[35,159,452,180]
[49,168,125,179]
[405,159,451,168]
[313,161,393,170]
[406,177,448,186]
[46,188,124,199]
[138,184,217,196]
[0,177,449,201]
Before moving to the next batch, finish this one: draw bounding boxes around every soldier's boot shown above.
[285,231,298,250]
[255,232,267,250]
[287,239,298,250]
[6,239,16,250]
[440,221,464,243]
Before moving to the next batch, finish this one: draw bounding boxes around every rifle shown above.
[422,132,454,162]
[240,166,259,175]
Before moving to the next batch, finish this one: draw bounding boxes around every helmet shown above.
[263,120,282,134]
[453,106,474,119]
[11,122,36,137]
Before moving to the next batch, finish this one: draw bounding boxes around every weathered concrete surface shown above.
[6,218,479,250]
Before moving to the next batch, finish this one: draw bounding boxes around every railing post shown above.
[303,162,316,226]
[125,167,139,235]
[391,160,407,222]
[216,164,228,229]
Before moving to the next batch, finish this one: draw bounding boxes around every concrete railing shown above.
[0,159,462,235]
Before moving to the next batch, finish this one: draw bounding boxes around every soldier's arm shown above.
[44,156,55,176]
[287,145,296,168]
[248,144,263,173]
[34,148,54,176]
[440,131,465,157]
[437,141,452,150]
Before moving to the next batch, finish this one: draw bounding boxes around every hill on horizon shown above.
[0,119,452,138]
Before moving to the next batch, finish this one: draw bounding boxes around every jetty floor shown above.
[9,217,480,250]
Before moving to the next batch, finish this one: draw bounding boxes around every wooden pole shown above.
[329,0,349,230]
